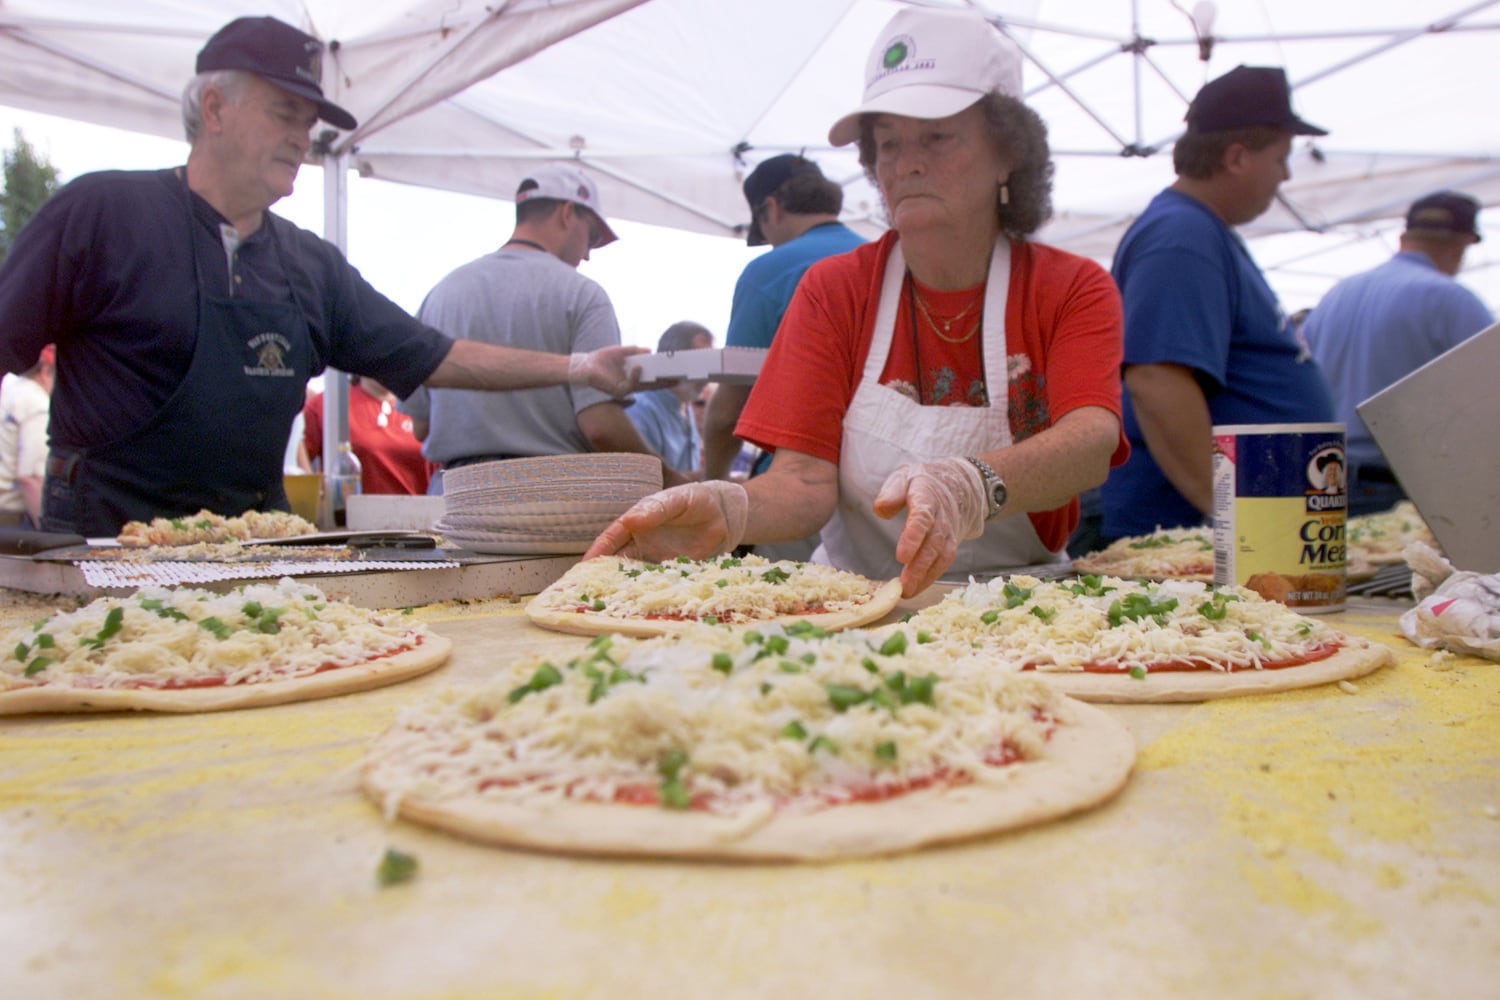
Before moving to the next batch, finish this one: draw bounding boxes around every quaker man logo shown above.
[244,332,296,377]
[872,34,935,87]
[1304,446,1347,512]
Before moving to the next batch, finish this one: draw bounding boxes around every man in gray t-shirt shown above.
[403,166,684,486]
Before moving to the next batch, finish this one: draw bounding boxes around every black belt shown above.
[444,453,529,470]
[45,452,79,484]
[1357,466,1398,484]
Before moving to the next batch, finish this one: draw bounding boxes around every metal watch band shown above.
[965,456,1007,520]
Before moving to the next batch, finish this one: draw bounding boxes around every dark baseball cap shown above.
[1406,190,1483,243]
[742,154,824,246]
[197,16,357,131]
[1184,65,1326,137]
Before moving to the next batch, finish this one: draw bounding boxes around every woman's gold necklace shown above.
[911,283,984,344]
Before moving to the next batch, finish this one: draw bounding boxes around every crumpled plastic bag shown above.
[1399,542,1500,661]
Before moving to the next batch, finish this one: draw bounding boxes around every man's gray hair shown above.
[181,69,252,143]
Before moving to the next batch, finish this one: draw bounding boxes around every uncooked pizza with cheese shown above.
[360,622,1135,861]
[1071,527,1214,581]
[0,579,451,714]
[1347,501,1437,578]
[525,555,902,637]
[893,574,1392,703]
[117,508,317,547]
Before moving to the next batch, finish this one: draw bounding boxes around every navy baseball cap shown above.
[197,16,357,131]
[742,154,824,246]
[1406,191,1483,243]
[1185,65,1326,137]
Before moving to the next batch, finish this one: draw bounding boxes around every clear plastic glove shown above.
[569,345,648,397]
[585,481,750,562]
[872,458,988,597]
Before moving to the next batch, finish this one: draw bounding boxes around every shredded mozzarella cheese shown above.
[1347,501,1436,561]
[530,555,881,623]
[1072,527,1215,578]
[0,578,426,690]
[117,508,315,547]
[362,623,1066,821]
[900,574,1340,673]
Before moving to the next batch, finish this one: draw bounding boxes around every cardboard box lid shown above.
[1356,320,1500,571]
[632,347,767,386]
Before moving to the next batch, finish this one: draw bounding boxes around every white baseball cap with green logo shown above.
[828,7,1024,147]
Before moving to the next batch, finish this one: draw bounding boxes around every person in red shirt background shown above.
[302,376,435,495]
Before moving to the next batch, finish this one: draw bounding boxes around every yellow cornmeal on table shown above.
[1139,640,1497,921]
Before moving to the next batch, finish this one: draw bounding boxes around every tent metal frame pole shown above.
[320,149,353,515]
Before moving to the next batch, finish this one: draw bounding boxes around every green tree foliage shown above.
[1,129,61,265]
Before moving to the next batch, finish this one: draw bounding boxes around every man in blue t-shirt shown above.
[1303,191,1493,515]
[701,155,865,483]
[1095,66,1335,543]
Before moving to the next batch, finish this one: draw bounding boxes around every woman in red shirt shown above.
[589,7,1125,596]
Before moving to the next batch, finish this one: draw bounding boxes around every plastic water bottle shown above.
[319,442,363,529]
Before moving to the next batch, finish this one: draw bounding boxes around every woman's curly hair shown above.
[856,92,1054,241]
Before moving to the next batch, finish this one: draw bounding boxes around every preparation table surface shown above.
[3,597,1496,1000]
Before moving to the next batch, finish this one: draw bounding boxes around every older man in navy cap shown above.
[1303,191,1493,514]
[1093,65,1336,547]
[0,16,641,536]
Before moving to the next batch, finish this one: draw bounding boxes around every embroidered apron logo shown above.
[244,332,295,377]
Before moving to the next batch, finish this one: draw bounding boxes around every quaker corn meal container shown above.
[1211,422,1346,613]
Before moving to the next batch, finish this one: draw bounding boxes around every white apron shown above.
[813,238,1062,581]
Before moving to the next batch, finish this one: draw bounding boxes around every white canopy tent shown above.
[3,0,1498,487]
[4,0,1497,263]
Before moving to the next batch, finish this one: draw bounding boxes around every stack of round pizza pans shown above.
[435,454,663,554]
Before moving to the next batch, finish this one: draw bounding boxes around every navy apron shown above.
[43,187,311,536]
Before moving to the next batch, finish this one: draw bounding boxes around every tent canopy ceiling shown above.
[2,0,1498,280]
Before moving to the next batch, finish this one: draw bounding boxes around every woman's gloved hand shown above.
[585,481,750,562]
[873,458,988,596]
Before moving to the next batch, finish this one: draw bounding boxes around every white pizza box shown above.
[631,347,767,387]
[345,494,447,532]
[1356,319,1500,572]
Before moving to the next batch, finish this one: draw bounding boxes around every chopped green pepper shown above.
[376,848,419,887]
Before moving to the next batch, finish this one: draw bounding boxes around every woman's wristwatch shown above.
[965,457,1008,520]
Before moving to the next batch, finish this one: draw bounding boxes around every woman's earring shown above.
[1000,183,1011,206]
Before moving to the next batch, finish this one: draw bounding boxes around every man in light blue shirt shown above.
[627,321,713,475]
[1303,191,1493,515]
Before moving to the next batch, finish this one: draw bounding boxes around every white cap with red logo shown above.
[515,164,619,247]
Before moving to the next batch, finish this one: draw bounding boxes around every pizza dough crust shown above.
[1027,636,1393,703]
[361,697,1134,861]
[0,634,452,715]
[1071,529,1215,582]
[526,577,904,638]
